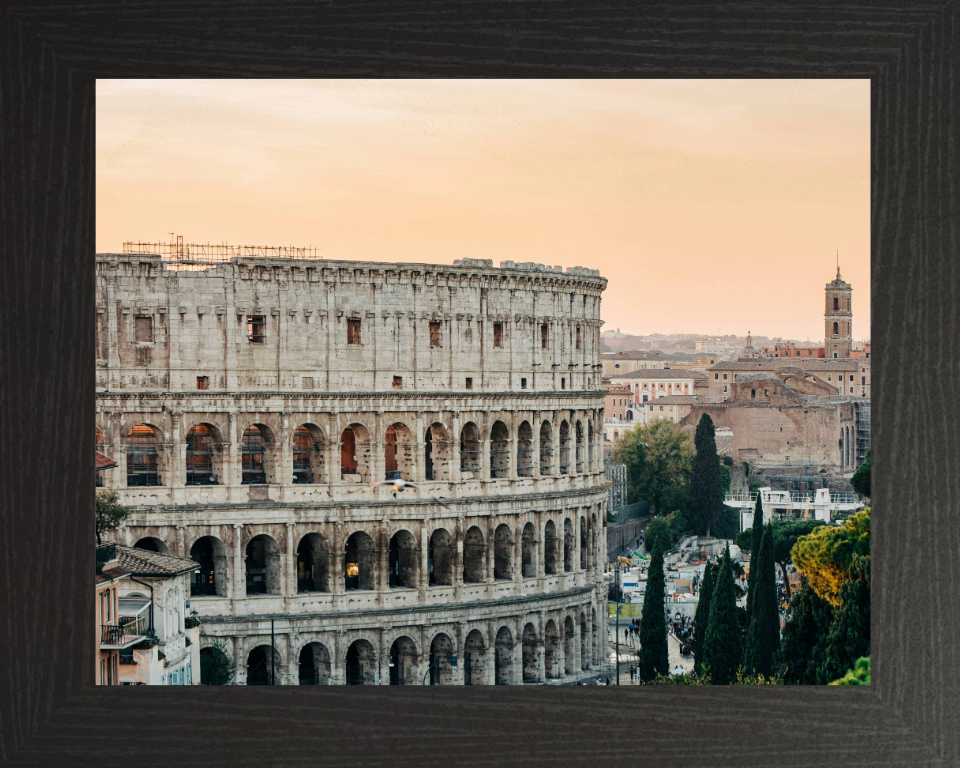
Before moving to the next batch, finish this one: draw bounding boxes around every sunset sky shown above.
[96,79,870,342]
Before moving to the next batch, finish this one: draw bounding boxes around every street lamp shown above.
[422,655,457,686]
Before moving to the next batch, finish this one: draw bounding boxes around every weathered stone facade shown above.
[96,253,610,685]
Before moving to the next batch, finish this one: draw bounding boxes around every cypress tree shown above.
[690,414,723,537]
[637,540,669,681]
[780,580,833,684]
[743,523,780,676]
[692,559,715,674]
[745,493,764,624]
[818,554,870,684]
[702,547,742,684]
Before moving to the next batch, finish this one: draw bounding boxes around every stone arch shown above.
[489,420,510,478]
[298,641,331,685]
[575,421,584,473]
[296,533,330,593]
[246,644,281,685]
[494,626,514,685]
[460,422,481,474]
[189,535,227,597]
[579,516,587,570]
[241,424,277,485]
[133,536,169,555]
[462,526,486,583]
[559,420,571,474]
[245,534,282,595]
[591,607,599,666]
[516,421,533,478]
[126,423,164,487]
[463,629,487,685]
[563,615,576,675]
[340,423,371,484]
[588,513,596,570]
[389,635,419,686]
[293,423,325,484]
[388,529,419,589]
[185,423,224,485]
[344,531,377,591]
[385,422,414,481]
[586,420,594,470]
[580,612,588,670]
[544,619,560,679]
[563,518,575,573]
[521,623,539,683]
[428,527,454,586]
[494,523,514,580]
[543,519,559,575]
[345,638,377,685]
[521,522,537,578]
[424,423,451,482]
[539,420,553,475]
[428,632,456,685]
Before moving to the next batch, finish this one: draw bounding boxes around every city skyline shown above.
[97,79,870,341]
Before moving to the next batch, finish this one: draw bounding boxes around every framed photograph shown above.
[3,4,953,766]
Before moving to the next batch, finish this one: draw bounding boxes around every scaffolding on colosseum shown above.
[855,401,871,467]
[123,235,320,271]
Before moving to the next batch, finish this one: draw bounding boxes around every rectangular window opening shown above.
[429,321,441,347]
[493,322,503,348]
[134,316,153,342]
[576,325,581,350]
[347,318,362,345]
[247,315,265,343]
[521,378,527,389]
[465,377,473,390]
[561,377,566,390]
[302,376,314,389]
[196,376,209,390]
[392,375,403,389]
[541,324,548,349]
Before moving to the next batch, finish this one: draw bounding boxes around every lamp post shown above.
[422,655,457,686]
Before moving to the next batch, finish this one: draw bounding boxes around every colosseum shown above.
[95,249,611,685]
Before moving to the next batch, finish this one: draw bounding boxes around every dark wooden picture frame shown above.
[2,2,955,765]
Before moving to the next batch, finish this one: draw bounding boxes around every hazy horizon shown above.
[97,79,870,341]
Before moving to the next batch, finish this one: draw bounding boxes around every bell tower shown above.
[824,258,852,359]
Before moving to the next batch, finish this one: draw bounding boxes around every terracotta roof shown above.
[96,452,118,470]
[708,359,861,372]
[117,545,198,577]
[601,350,664,360]
[644,395,700,404]
[97,565,132,584]
[609,369,699,380]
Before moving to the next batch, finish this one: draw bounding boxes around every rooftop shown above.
[601,350,664,361]
[116,546,199,577]
[609,369,700,380]
[708,359,865,372]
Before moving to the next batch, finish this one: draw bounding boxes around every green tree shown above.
[200,639,236,685]
[779,579,834,684]
[743,523,780,677]
[744,494,764,625]
[830,656,871,685]
[690,414,724,536]
[612,420,693,515]
[637,540,669,681]
[643,517,673,554]
[792,509,871,606]
[693,559,715,674]
[738,518,826,600]
[819,554,870,684]
[851,449,871,498]
[701,547,743,685]
[96,489,130,545]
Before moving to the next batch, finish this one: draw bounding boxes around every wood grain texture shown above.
[0,1,956,765]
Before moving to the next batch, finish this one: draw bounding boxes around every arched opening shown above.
[544,520,558,575]
[247,645,280,685]
[521,522,537,578]
[388,529,419,589]
[833,296,839,311]
[586,421,594,470]
[539,421,553,475]
[494,524,513,580]
[126,424,161,487]
[564,616,576,675]
[384,423,414,480]
[345,639,376,685]
[833,321,839,335]
[293,424,325,484]
[190,536,226,597]
[245,535,281,595]
[544,620,560,679]
[241,426,267,484]
[559,421,571,475]
[588,514,596,570]
[575,421,584,473]
[579,517,587,570]
[95,429,107,487]
[463,629,487,685]
[580,614,588,670]
[563,518,574,573]
[460,423,481,474]
[591,608,598,667]
[389,636,418,685]
[428,633,455,685]
[133,537,168,554]
[423,423,451,482]
[296,533,329,593]
[428,528,454,586]
[463,526,486,583]
[186,424,221,485]
[489,420,509,478]
[521,623,539,683]
[298,642,331,685]
[495,626,514,685]
[344,531,376,591]
[516,421,533,477]
[340,424,371,483]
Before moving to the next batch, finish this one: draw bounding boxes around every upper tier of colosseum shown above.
[95,254,607,394]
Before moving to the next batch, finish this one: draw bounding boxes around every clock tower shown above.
[824,262,852,359]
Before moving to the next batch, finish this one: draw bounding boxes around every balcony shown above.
[100,622,145,649]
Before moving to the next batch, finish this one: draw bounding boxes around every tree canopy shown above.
[690,414,724,537]
[830,656,871,686]
[200,640,236,685]
[96,489,130,545]
[779,580,834,684]
[701,548,743,685]
[737,518,827,599]
[851,449,871,498]
[791,509,871,606]
[643,517,674,555]
[637,540,669,681]
[693,559,715,675]
[612,419,693,515]
[743,523,780,677]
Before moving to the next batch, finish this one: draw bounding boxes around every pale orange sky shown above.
[96,79,870,341]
